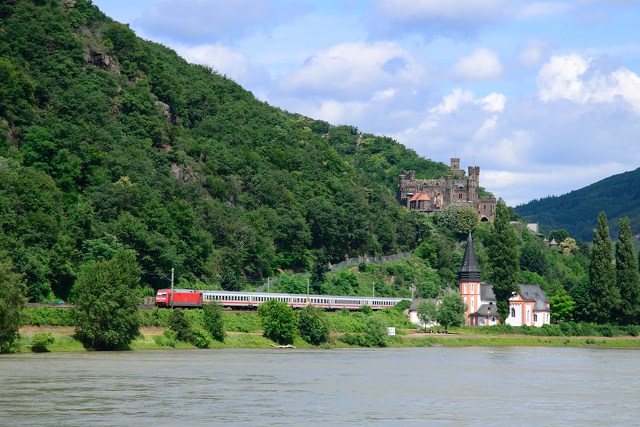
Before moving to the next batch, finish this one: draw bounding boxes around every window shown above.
[533,314,538,322]
[510,307,516,317]
[471,283,474,293]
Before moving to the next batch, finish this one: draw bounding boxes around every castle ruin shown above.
[397,158,496,222]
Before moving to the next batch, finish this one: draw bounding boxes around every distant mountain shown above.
[515,167,640,241]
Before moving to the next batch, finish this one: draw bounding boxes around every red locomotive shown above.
[155,289,203,308]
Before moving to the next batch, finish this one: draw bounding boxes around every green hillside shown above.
[0,0,449,301]
[515,167,640,241]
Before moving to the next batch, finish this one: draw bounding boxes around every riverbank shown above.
[17,326,640,352]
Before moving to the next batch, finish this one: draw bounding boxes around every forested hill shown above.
[0,0,449,301]
[515,167,640,241]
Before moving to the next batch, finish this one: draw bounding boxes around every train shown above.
[155,289,407,311]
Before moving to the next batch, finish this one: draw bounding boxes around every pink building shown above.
[458,234,550,327]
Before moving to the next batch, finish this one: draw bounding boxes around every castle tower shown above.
[450,157,460,171]
[458,233,482,325]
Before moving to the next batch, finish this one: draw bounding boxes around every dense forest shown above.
[0,0,453,302]
[515,167,640,241]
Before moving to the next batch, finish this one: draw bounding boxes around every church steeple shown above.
[458,233,481,282]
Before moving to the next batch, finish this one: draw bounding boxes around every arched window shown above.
[533,313,538,322]
[510,307,516,318]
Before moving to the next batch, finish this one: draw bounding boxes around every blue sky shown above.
[92,0,640,206]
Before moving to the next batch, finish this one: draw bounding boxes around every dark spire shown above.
[458,233,482,282]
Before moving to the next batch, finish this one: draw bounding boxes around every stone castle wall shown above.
[397,158,496,221]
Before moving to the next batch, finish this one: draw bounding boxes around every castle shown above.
[397,158,496,222]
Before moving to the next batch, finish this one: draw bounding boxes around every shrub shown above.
[30,332,55,352]
[154,329,177,347]
[363,316,388,347]
[298,305,330,345]
[258,299,297,345]
[168,310,194,343]
[191,330,210,349]
[202,302,225,342]
[360,305,373,315]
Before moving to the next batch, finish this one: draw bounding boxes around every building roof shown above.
[458,233,482,282]
[409,298,438,311]
[470,303,498,317]
[481,283,496,301]
[519,284,550,311]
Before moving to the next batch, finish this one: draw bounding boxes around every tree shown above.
[436,204,478,235]
[587,212,619,324]
[202,302,226,342]
[0,255,27,353]
[310,255,330,293]
[549,288,576,322]
[298,304,330,345]
[436,292,466,331]
[258,299,297,345]
[559,237,579,256]
[616,218,640,325]
[72,250,142,350]
[487,199,520,323]
[417,300,438,326]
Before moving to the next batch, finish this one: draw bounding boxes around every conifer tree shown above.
[588,212,618,324]
[487,199,520,323]
[616,218,640,325]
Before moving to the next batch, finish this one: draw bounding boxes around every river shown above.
[1,347,637,426]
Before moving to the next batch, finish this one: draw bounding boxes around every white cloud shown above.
[538,53,640,114]
[452,48,503,81]
[373,0,510,22]
[429,88,474,115]
[480,92,507,112]
[175,44,269,87]
[136,0,307,42]
[278,42,427,100]
[518,39,548,68]
[517,2,573,19]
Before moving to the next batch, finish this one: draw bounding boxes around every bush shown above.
[168,310,194,343]
[298,305,330,345]
[364,316,388,347]
[191,329,210,349]
[30,332,55,352]
[202,302,225,342]
[258,299,297,345]
[154,329,177,347]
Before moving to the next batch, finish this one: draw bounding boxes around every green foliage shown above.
[587,212,619,323]
[168,310,194,343]
[30,332,55,353]
[0,0,460,300]
[417,300,438,325]
[72,250,142,350]
[436,292,466,330]
[549,288,575,322]
[435,204,478,235]
[616,218,640,325]
[258,299,297,345]
[202,302,226,342]
[298,304,330,345]
[363,316,389,347]
[0,255,27,353]
[487,199,520,322]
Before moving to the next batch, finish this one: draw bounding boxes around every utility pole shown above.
[170,267,175,309]
[372,283,375,298]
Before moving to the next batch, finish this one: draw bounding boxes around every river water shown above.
[1,347,638,426]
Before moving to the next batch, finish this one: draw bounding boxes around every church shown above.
[458,234,551,327]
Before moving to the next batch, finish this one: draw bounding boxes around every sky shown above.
[92,0,640,207]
